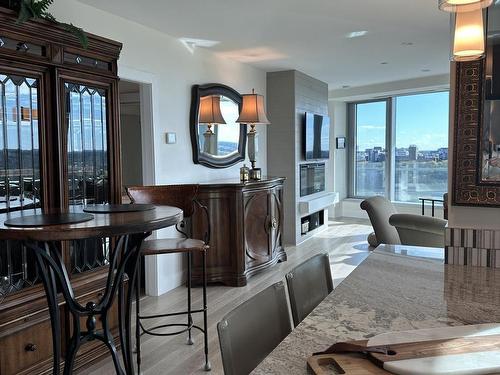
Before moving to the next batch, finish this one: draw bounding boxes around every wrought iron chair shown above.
[126,184,211,372]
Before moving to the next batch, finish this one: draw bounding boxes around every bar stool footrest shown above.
[139,322,206,337]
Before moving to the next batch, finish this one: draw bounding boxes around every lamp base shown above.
[249,168,262,180]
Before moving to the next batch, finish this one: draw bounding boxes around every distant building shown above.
[409,145,418,161]
[395,148,409,161]
[365,147,386,162]
[437,147,448,160]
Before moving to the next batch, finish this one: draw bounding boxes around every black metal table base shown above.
[25,233,148,375]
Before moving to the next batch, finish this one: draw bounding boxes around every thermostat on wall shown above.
[166,132,177,144]
[336,137,346,149]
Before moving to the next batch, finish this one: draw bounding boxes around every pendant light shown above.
[452,8,486,61]
[438,0,493,61]
[439,0,493,12]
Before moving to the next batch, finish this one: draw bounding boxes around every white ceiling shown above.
[79,0,451,89]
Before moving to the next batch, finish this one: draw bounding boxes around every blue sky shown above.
[356,91,449,151]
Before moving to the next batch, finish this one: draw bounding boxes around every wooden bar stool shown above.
[126,184,211,373]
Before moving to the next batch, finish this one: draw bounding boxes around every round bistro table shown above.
[0,205,183,375]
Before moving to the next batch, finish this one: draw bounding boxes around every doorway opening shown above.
[119,79,154,200]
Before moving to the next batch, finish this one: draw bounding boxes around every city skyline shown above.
[356,91,449,151]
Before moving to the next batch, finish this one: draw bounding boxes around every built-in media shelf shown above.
[301,210,325,236]
[299,192,339,216]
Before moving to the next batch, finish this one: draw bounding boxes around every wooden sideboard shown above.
[191,177,286,286]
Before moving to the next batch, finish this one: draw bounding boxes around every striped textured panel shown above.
[445,227,500,267]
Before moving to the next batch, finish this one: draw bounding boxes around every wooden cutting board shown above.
[307,351,390,374]
[308,324,500,375]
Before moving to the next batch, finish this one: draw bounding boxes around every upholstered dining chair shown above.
[285,253,333,327]
[217,281,292,375]
[126,184,211,372]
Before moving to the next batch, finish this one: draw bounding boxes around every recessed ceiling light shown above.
[346,31,368,38]
[179,37,220,53]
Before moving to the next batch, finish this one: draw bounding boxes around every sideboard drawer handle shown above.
[25,343,37,352]
[270,218,278,229]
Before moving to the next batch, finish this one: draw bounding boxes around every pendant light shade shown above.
[452,8,485,61]
[198,95,226,124]
[236,90,270,125]
[439,0,493,12]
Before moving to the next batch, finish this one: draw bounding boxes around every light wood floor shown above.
[80,217,373,375]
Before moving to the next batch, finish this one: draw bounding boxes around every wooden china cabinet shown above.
[0,7,123,375]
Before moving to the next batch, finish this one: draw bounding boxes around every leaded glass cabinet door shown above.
[61,73,120,275]
[65,82,109,206]
[0,72,43,301]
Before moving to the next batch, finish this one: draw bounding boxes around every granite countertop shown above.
[252,245,500,374]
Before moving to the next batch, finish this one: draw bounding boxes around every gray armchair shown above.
[360,196,401,247]
[360,196,447,248]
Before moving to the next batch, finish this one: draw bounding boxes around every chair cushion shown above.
[360,196,401,245]
[141,238,207,255]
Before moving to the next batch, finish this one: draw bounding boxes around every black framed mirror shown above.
[190,83,247,168]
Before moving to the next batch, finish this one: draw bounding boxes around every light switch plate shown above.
[166,132,177,144]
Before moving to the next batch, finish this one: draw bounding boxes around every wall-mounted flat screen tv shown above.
[304,112,330,160]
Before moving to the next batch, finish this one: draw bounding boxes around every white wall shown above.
[328,101,348,218]
[52,0,267,295]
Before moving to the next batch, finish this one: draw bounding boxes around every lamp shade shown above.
[236,90,270,125]
[198,95,226,124]
[452,8,485,61]
[439,0,492,12]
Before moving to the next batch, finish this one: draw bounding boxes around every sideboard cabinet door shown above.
[244,189,272,265]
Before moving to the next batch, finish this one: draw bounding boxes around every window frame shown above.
[347,90,449,203]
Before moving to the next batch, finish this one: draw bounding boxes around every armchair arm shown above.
[389,214,447,235]
[389,213,447,248]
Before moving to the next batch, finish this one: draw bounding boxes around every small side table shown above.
[418,197,444,217]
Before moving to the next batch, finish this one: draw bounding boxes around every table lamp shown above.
[199,95,226,154]
[236,89,270,180]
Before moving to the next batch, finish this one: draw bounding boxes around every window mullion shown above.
[387,97,396,201]
[347,103,356,198]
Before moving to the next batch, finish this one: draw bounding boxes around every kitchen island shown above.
[253,245,500,374]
